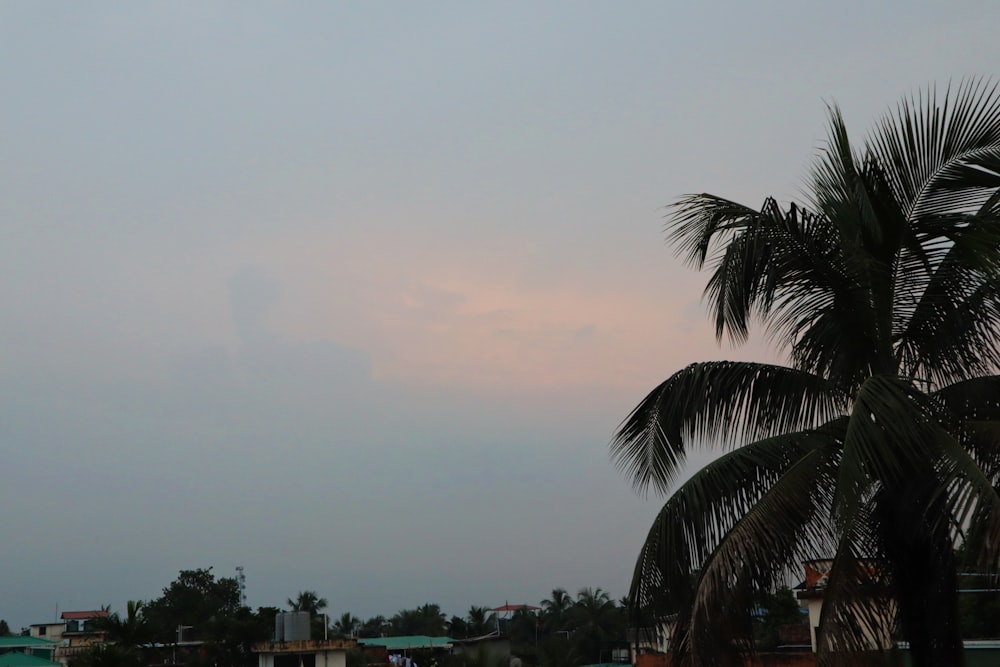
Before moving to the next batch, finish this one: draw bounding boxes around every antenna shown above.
[236,566,247,606]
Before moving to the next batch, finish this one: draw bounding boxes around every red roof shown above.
[489,604,540,612]
[60,611,109,620]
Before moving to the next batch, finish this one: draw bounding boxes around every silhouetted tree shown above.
[390,604,446,636]
[93,601,150,648]
[613,79,1000,667]
[144,568,242,643]
[333,613,360,638]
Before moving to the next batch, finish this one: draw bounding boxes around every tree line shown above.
[17,568,631,667]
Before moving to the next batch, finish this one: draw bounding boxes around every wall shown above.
[638,652,818,667]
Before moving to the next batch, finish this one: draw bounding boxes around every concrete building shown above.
[253,639,355,667]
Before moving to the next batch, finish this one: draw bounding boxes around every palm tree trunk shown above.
[878,479,964,667]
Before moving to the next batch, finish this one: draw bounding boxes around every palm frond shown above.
[814,524,896,664]
[868,78,1000,221]
[893,208,1000,386]
[683,441,841,663]
[612,361,846,495]
[833,377,943,527]
[667,194,761,267]
[619,81,1000,667]
[628,421,846,626]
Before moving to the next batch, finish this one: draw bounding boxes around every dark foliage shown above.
[613,80,1000,667]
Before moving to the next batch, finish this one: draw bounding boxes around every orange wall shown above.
[637,652,818,667]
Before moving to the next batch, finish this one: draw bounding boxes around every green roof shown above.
[0,653,61,667]
[0,639,57,648]
[357,636,454,650]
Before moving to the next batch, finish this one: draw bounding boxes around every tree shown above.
[286,591,328,616]
[286,591,328,638]
[93,601,150,648]
[390,604,446,636]
[754,587,806,650]
[565,589,624,665]
[611,79,1000,667]
[333,612,360,639]
[540,589,572,634]
[448,615,469,639]
[69,645,144,667]
[358,615,388,638]
[466,606,496,638]
[0,620,10,637]
[143,568,243,643]
[199,606,275,667]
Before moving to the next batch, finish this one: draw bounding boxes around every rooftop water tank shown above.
[287,611,311,641]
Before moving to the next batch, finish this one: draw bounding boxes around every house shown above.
[626,622,672,659]
[450,633,511,665]
[0,637,59,664]
[36,610,109,667]
[59,611,108,641]
[253,639,356,667]
[27,626,64,646]
[0,653,61,667]
[794,559,894,654]
[0,636,61,667]
[355,636,453,653]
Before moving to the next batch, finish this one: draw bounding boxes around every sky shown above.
[2,0,999,631]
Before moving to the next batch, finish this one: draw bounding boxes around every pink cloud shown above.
[236,229,776,397]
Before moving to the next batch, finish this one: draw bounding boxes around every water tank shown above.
[274,613,285,642]
[284,611,311,641]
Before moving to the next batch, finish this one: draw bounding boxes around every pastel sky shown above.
[2,1,998,630]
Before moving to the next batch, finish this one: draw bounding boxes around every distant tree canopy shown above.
[357,615,388,638]
[53,566,637,667]
[754,587,806,649]
[332,612,360,639]
[286,591,327,616]
[389,604,447,636]
[0,619,10,637]
[144,568,242,643]
[70,644,145,667]
[139,568,271,667]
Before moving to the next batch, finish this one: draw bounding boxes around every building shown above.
[794,559,894,654]
[253,639,356,667]
[0,653,62,667]
[0,637,59,664]
[27,626,64,646]
[25,610,109,667]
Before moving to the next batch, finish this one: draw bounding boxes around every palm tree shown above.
[359,615,388,638]
[390,604,447,636]
[566,589,622,664]
[612,79,1000,667]
[93,601,149,649]
[333,613,360,639]
[466,606,496,637]
[448,615,470,638]
[287,591,328,616]
[69,645,144,667]
[540,589,572,634]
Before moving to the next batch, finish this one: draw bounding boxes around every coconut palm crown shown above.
[611,79,1000,667]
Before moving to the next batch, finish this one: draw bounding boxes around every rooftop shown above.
[60,611,108,621]
[0,654,61,667]
[252,640,356,654]
[0,638,58,649]
[356,636,454,651]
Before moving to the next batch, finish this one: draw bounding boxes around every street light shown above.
[173,625,193,665]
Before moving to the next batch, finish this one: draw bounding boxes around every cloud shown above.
[229,265,282,345]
